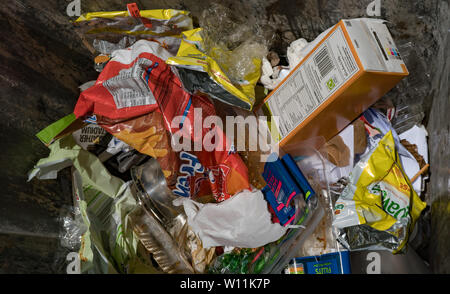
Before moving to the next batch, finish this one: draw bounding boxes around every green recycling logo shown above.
[326,78,336,90]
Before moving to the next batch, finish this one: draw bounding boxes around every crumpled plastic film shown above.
[128,158,216,274]
[59,202,87,252]
[167,3,272,110]
[199,3,270,94]
[93,36,136,56]
[167,214,216,274]
[28,136,160,274]
[387,42,429,134]
[199,3,272,66]
[74,8,194,56]
[332,131,426,254]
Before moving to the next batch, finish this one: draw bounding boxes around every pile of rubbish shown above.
[29,3,430,274]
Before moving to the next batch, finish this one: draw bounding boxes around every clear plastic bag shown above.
[207,143,335,274]
[128,158,215,274]
[167,3,273,110]
[207,195,324,274]
[385,42,429,134]
[199,3,271,84]
[289,145,345,259]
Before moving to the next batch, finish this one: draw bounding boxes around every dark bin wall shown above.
[0,0,448,273]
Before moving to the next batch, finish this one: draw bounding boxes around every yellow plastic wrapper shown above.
[167,28,264,111]
[74,8,194,56]
[333,131,426,253]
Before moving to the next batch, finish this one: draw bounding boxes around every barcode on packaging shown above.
[315,45,334,78]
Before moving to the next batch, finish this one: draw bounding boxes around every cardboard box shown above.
[260,18,408,151]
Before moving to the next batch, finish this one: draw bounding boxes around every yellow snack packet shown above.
[333,131,426,253]
[167,28,263,111]
[74,8,194,55]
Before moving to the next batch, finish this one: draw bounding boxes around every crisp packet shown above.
[332,131,426,253]
[100,95,251,203]
[74,39,250,202]
[99,111,179,187]
[74,40,174,121]
[154,89,251,203]
[166,28,263,111]
[74,5,194,56]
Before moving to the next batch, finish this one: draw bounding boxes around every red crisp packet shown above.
[74,40,174,122]
[74,41,250,202]
[163,94,251,202]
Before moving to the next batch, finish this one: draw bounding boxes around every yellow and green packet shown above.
[332,131,426,253]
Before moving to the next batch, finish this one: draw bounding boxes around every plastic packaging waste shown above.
[208,194,324,274]
[167,28,266,111]
[74,6,194,56]
[208,147,329,274]
[166,3,271,110]
[28,136,157,273]
[74,39,251,202]
[332,131,426,254]
[128,158,215,274]
[360,108,424,194]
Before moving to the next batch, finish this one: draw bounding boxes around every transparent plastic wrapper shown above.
[392,104,425,135]
[167,29,266,111]
[208,143,329,274]
[208,195,324,274]
[74,6,194,56]
[28,136,159,274]
[128,158,215,273]
[281,140,345,260]
[59,209,86,251]
[167,3,271,110]
[385,42,429,134]
[59,168,88,251]
[297,190,342,257]
[198,3,271,85]
[93,37,136,56]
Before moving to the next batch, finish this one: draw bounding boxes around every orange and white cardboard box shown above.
[259,18,408,152]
